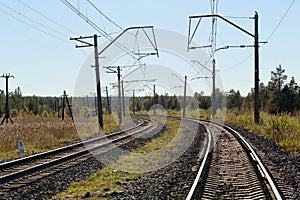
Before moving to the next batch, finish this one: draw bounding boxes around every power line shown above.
[0,2,69,38]
[85,0,124,31]
[60,0,136,59]
[60,0,111,36]
[266,0,295,42]
[0,7,71,44]
[17,0,79,35]
[223,53,252,71]
[224,0,296,71]
[61,0,158,67]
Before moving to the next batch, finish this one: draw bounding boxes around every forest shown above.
[0,65,300,117]
[0,65,299,118]
[0,65,299,152]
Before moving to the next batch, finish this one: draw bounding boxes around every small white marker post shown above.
[18,140,25,153]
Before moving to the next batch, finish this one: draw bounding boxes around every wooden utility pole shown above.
[183,76,187,117]
[105,66,122,125]
[212,59,216,116]
[61,90,73,121]
[117,67,122,125]
[153,84,156,115]
[254,12,260,124]
[105,86,111,114]
[122,80,125,117]
[70,34,104,130]
[1,74,14,124]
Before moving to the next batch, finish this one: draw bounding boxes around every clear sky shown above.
[0,0,298,96]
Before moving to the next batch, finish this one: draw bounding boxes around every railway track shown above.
[186,119,283,199]
[0,117,161,195]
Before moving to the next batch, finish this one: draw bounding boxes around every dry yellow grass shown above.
[225,111,300,153]
[0,115,119,162]
[0,117,78,162]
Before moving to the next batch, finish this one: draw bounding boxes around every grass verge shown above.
[226,110,300,153]
[53,118,181,199]
[0,115,119,162]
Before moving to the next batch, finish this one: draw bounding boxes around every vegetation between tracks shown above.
[54,118,182,199]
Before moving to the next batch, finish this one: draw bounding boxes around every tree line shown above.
[0,65,299,118]
[226,65,300,114]
[0,88,63,117]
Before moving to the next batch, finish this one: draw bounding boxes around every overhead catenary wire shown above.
[16,0,93,56]
[17,0,79,36]
[266,0,295,42]
[0,2,70,38]
[223,0,295,71]
[60,0,141,61]
[0,7,71,45]
[189,1,218,79]
[85,0,124,31]
[61,0,159,84]
[60,0,112,37]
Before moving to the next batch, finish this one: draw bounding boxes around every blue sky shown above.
[0,0,298,96]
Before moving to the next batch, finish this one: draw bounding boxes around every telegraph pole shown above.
[122,80,125,117]
[254,12,260,124]
[70,34,104,130]
[171,73,187,117]
[1,73,14,124]
[93,34,104,130]
[105,86,111,114]
[125,89,144,115]
[190,60,216,116]
[61,90,73,121]
[90,92,96,111]
[212,59,216,116]
[153,84,156,115]
[105,66,122,125]
[132,89,135,115]
[65,91,74,121]
[117,67,122,125]
[62,93,65,120]
[183,75,187,117]
[57,97,60,118]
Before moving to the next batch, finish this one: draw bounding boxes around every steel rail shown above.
[0,119,155,185]
[185,121,212,200]
[222,124,283,200]
[185,118,283,200]
[0,119,145,170]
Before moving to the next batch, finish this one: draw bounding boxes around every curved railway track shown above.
[186,119,283,200]
[0,117,162,194]
[0,115,288,199]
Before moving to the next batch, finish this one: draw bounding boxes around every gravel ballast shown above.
[232,125,300,199]
[111,122,205,199]
[1,120,298,199]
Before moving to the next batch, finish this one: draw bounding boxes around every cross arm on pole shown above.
[189,14,255,38]
[70,35,98,48]
[98,26,159,59]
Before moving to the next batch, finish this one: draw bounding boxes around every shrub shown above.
[10,109,19,117]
